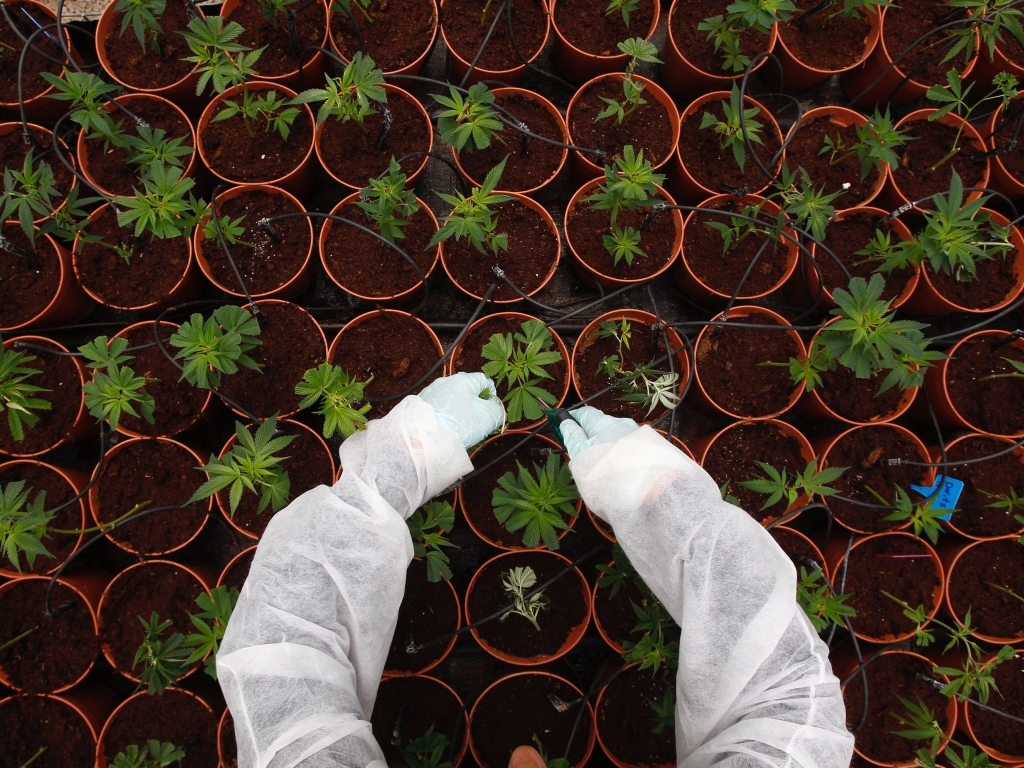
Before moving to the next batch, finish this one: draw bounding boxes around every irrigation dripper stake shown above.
[796,0,836,26]
[883,200,915,223]
[375,106,393,151]
[547,693,582,713]
[718,183,750,197]
[516,119,531,152]
[0,234,39,266]
[257,218,283,242]
[286,9,300,51]
[641,203,666,231]
[992,329,1024,350]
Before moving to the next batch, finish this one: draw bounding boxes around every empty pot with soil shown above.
[439,0,550,86]
[595,663,676,768]
[934,434,1024,541]
[328,0,438,77]
[371,675,469,767]
[550,0,660,81]
[944,537,1024,644]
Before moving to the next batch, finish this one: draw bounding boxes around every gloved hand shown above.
[418,372,505,449]
[559,405,639,459]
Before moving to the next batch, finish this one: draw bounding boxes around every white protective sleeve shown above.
[216,396,472,768]
[571,426,855,768]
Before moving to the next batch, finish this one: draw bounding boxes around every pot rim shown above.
[0,691,100,758]
[439,0,551,80]
[663,0,779,82]
[217,544,258,589]
[0,227,87,333]
[326,0,439,76]
[221,0,329,83]
[549,0,660,65]
[943,535,1024,644]
[0,0,81,108]
[935,329,1024,437]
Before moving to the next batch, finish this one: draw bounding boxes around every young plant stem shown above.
[0,625,39,653]
[18,748,47,768]
[988,581,1024,603]
[48,500,153,534]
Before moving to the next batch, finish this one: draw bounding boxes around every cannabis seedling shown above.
[0,339,50,442]
[499,565,549,631]
[216,87,301,140]
[79,336,156,431]
[428,157,512,255]
[407,500,457,583]
[738,458,847,511]
[39,69,124,150]
[291,52,386,129]
[295,363,371,440]
[0,151,62,246]
[796,567,856,632]
[181,16,260,97]
[941,0,1024,65]
[649,689,674,735]
[699,83,764,172]
[0,481,52,573]
[867,485,953,545]
[594,38,662,126]
[698,0,796,72]
[594,318,680,414]
[431,83,505,151]
[584,146,665,265]
[767,164,846,243]
[113,162,206,243]
[170,305,262,390]
[355,157,421,244]
[819,107,912,181]
[122,126,194,171]
[492,453,580,551]
[115,0,166,55]
[256,0,298,24]
[481,319,564,424]
[980,489,1024,544]
[531,735,572,768]
[110,741,185,768]
[892,699,997,768]
[401,726,452,768]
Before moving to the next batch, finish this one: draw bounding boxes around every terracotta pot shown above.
[669,90,784,205]
[330,307,441,366]
[439,0,551,87]
[942,536,1024,644]
[775,8,882,93]
[566,72,680,183]
[221,0,328,87]
[771,525,828,580]
[327,0,438,78]
[565,179,683,289]
[373,675,470,767]
[550,0,660,82]
[658,0,778,99]
[0,123,76,220]
[218,707,236,768]
[690,305,804,420]
[675,193,798,302]
[384,574,461,677]
[0,691,104,768]
[961,645,1024,764]
[984,99,1024,200]
[196,81,317,196]
[217,545,258,590]
[319,191,439,306]
[594,663,675,768]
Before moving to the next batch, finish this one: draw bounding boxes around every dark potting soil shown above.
[470,673,592,768]
[683,200,791,296]
[322,199,437,298]
[103,0,195,89]
[0,3,66,103]
[597,665,675,766]
[221,424,333,538]
[456,90,565,191]
[200,97,314,183]
[701,421,808,524]
[843,534,940,640]
[881,0,970,86]
[0,128,74,202]
[924,244,1022,310]
[0,580,96,692]
[220,711,237,768]
[569,78,675,169]
[329,311,440,418]
[678,96,782,193]
[0,694,95,768]
[783,115,879,205]
[946,336,1024,435]
[593,571,646,648]
[694,312,800,418]
[553,0,655,56]
[101,689,218,768]
[769,527,823,570]
[441,0,547,71]
[443,199,558,301]
[76,211,189,308]
[825,425,930,531]
[92,439,208,555]
[331,0,437,71]
[0,463,79,571]
[813,212,915,303]
[0,341,82,456]
[948,538,1024,639]
[777,0,872,71]
[568,192,678,280]
[815,364,908,423]
[219,548,255,592]
[891,118,986,204]
[969,650,1024,758]
[82,99,192,196]
[991,104,1024,183]
[468,551,587,660]
[372,676,465,765]
[100,561,207,677]
[843,653,951,764]
[203,189,310,295]
[944,436,1024,538]
[220,301,326,419]
[384,560,459,673]
[116,323,209,437]
[670,0,771,75]
[0,226,61,328]
[229,0,326,77]
[450,316,567,428]
[319,91,430,185]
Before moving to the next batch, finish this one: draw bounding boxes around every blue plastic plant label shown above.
[909,475,964,521]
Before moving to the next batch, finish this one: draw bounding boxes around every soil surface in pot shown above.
[0,227,62,329]
[0,462,80,571]
[815,363,908,424]
[100,562,206,677]
[882,0,970,86]
[230,0,326,77]
[554,0,655,56]
[0,341,82,456]
[372,676,465,765]
[101,690,218,768]
[991,104,1024,183]
[670,0,771,75]
[103,0,195,89]
[0,694,95,768]
[468,552,587,660]
[471,674,592,768]
[219,548,256,592]
[598,665,675,765]
[0,127,74,202]
[694,313,800,417]
[319,91,429,184]
[329,312,440,418]
[892,118,986,204]
[970,650,1024,758]
[924,243,1021,310]
[76,210,190,308]
[843,653,951,764]
[813,213,915,302]
[82,98,192,196]
[220,301,326,419]
[384,560,459,673]
[784,115,878,204]
[116,323,209,437]
[948,538,1024,639]
[202,188,310,295]
[0,4,67,103]
[945,336,1024,435]
[770,527,823,570]
[443,200,558,301]
[593,574,645,649]
[331,0,436,71]
[220,424,333,538]
[844,534,940,639]
[824,426,929,531]
[92,439,207,554]
[322,200,436,298]
[944,437,1024,539]
[0,580,96,692]
[201,97,313,183]
[569,78,675,168]
[683,200,791,296]
[701,421,808,524]
[450,316,568,428]
[778,0,872,71]
[442,0,546,71]
[456,90,564,191]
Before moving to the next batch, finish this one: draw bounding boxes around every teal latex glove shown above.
[559,406,639,459]
[419,372,505,449]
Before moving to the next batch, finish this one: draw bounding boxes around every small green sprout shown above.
[0,338,50,442]
[796,567,856,632]
[355,157,421,244]
[738,458,847,511]
[110,741,185,768]
[428,157,512,255]
[79,336,156,430]
[432,83,505,152]
[649,688,674,734]
[594,38,662,126]
[699,83,764,172]
[499,565,549,631]
[290,52,386,129]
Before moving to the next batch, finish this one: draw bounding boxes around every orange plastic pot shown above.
[319,191,439,306]
[439,0,550,87]
[326,0,438,78]
[591,576,625,651]
[961,646,1024,764]
[217,545,257,590]
[0,123,76,219]
[771,525,828,580]
[594,663,675,768]
[221,0,328,87]
[985,100,1024,200]
[774,8,881,93]
[197,81,317,196]
[384,575,461,677]
[550,0,660,82]
[942,537,1024,644]
[373,676,470,767]
[0,691,105,768]
[218,707,236,768]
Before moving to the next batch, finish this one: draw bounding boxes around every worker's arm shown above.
[216,374,504,768]
[563,410,854,768]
